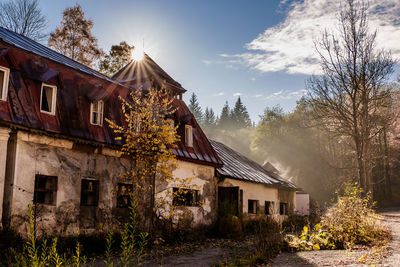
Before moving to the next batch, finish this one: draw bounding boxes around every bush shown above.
[286,183,390,251]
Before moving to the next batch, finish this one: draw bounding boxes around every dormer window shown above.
[90,100,104,126]
[0,66,10,101]
[40,83,57,115]
[185,125,193,147]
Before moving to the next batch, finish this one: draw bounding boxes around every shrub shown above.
[286,183,390,251]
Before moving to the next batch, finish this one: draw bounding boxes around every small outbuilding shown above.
[210,140,299,220]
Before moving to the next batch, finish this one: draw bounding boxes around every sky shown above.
[37,0,400,122]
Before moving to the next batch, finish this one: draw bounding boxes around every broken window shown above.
[173,187,199,206]
[34,175,57,205]
[90,100,104,126]
[265,201,274,215]
[248,199,258,214]
[116,183,133,208]
[185,125,193,147]
[40,83,57,115]
[80,179,99,206]
[280,202,289,215]
[0,66,10,101]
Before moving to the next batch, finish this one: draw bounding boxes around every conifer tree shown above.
[218,101,232,129]
[231,96,251,129]
[48,4,103,67]
[203,107,216,127]
[99,41,133,77]
[188,93,203,124]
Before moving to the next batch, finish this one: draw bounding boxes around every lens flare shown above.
[132,47,144,61]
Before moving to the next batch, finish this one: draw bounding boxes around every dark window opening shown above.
[40,84,56,114]
[117,183,133,208]
[280,202,288,215]
[173,187,199,206]
[34,175,57,205]
[81,179,99,206]
[265,201,274,215]
[248,199,258,214]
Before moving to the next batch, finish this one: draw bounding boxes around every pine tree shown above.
[218,101,232,129]
[231,96,251,129]
[99,41,133,77]
[188,93,203,124]
[203,107,216,127]
[48,4,103,68]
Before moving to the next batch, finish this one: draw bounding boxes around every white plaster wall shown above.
[218,178,296,219]
[10,132,134,234]
[219,178,279,214]
[296,193,310,216]
[8,131,217,234]
[0,127,10,228]
[156,160,217,226]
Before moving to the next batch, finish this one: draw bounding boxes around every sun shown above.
[132,47,144,61]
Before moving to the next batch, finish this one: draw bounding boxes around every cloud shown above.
[202,60,212,65]
[265,89,307,100]
[251,77,256,81]
[214,92,225,96]
[224,0,400,75]
[233,92,242,97]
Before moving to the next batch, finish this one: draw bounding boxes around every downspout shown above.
[2,130,17,229]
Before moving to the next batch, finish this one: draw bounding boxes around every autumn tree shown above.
[99,41,134,77]
[108,88,197,235]
[188,93,203,124]
[0,0,46,41]
[307,0,395,196]
[48,4,103,67]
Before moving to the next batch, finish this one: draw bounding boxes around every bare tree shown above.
[0,0,46,41]
[48,4,103,68]
[307,0,395,196]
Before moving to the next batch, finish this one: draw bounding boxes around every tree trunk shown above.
[383,128,392,199]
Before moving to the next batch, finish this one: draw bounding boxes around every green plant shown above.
[286,183,391,251]
[120,192,148,266]
[103,232,114,267]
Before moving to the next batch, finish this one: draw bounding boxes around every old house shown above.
[0,26,222,235]
[210,140,298,219]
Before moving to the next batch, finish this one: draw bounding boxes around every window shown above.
[81,179,99,206]
[34,175,57,205]
[265,201,274,215]
[280,202,289,215]
[90,100,104,126]
[185,125,193,147]
[40,83,57,115]
[0,66,10,101]
[117,183,133,208]
[173,187,199,206]
[248,199,258,214]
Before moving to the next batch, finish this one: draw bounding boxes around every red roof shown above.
[0,27,222,167]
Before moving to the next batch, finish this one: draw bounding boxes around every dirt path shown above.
[270,210,400,267]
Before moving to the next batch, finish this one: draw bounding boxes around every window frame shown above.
[116,183,133,208]
[280,202,289,215]
[172,187,199,207]
[265,201,274,215]
[0,66,10,102]
[80,179,100,207]
[248,199,258,214]
[40,83,57,115]
[185,125,193,147]
[33,174,58,206]
[90,100,104,126]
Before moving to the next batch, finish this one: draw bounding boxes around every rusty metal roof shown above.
[112,54,186,93]
[0,27,116,84]
[210,140,298,190]
[0,27,222,167]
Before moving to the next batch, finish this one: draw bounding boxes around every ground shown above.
[138,210,400,267]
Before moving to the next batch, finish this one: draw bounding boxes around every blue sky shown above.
[38,0,400,122]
